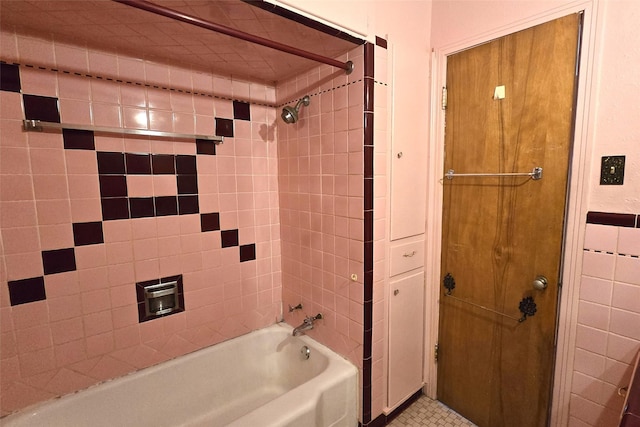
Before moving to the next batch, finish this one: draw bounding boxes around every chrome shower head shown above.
[281,95,310,124]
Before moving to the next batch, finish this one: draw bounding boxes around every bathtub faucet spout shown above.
[292,313,323,336]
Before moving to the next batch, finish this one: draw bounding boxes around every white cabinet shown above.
[390,145,427,240]
[388,270,425,407]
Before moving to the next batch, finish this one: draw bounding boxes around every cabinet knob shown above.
[397,152,403,159]
[403,251,416,257]
[393,289,400,296]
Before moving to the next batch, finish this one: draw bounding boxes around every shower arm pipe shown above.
[113,0,354,74]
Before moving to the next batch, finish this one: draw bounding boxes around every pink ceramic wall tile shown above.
[126,176,153,198]
[581,251,615,280]
[606,333,640,364]
[59,99,92,125]
[47,294,83,323]
[45,271,80,298]
[36,199,71,225]
[134,258,160,282]
[0,175,34,202]
[122,106,148,129]
[577,301,610,331]
[584,224,619,253]
[39,224,74,251]
[111,304,138,329]
[81,289,111,315]
[170,92,194,113]
[1,226,39,255]
[571,370,603,404]
[103,220,132,243]
[124,137,151,155]
[67,175,100,200]
[85,331,114,358]
[92,104,122,128]
[19,347,56,377]
[155,217,180,238]
[118,57,145,81]
[50,318,84,345]
[602,358,634,387]
[58,74,91,101]
[83,310,113,337]
[148,109,173,132]
[77,267,109,293]
[614,255,640,285]
[11,301,48,331]
[131,218,157,240]
[121,85,148,108]
[109,284,136,309]
[0,93,23,121]
[579,276,613,305]
[30,148,65,175]
[88,52,118,77]
[575,324,609,355]
[573,348,606,378]
[16,325,52,354]
[612,282,640,313]
[4,252,43,281]
[91,80,120,104]
[75,245,107,270]
[609,309,640,340]
[70,198,102,223]
[0,147,30,175]
[0,201,37,229]
[107,263,135,288]
[19,67,58,98]
[65,150,97,175]
[147,88,171,112]
[145,62,170,86]
[133,238,159,261]
[618,227,640,256]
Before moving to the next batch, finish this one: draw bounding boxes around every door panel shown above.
[389,271,425,407]
[437,14,581,427]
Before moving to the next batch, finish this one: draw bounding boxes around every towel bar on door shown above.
[444,166,543,181]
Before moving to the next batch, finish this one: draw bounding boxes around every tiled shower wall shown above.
[278,46,365,366]
[276,41,389,424]
[569,215,640,426]
[0,29,281,415]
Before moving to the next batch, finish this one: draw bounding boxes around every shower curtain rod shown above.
[113,0,354,74]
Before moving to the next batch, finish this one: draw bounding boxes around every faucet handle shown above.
[310,313,323,321]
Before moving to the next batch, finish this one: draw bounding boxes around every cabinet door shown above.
[388,271,425,407]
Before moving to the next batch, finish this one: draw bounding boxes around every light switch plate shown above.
[600,155,625,185]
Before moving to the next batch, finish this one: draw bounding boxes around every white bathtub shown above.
[2,323,358,427]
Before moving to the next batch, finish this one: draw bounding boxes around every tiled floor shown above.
[387,395,477,427]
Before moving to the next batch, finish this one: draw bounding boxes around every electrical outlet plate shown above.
[600,155,625,185]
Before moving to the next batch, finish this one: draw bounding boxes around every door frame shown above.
[424,1,601,426]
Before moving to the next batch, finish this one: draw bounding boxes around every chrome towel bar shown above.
[445,166,543,181]
[23,119,224,144]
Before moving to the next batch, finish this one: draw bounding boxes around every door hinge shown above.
[434,343,439,363]
[441,87,448,110]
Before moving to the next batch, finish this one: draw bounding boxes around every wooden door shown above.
[437,14,581,427]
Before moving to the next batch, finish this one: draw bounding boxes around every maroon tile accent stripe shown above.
[375,36,388,49]
[586,211,637,227]
[364,43,375,79]
[364,78,374,112]
[362,41,375,425]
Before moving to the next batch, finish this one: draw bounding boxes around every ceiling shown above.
[0,0,362,84]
